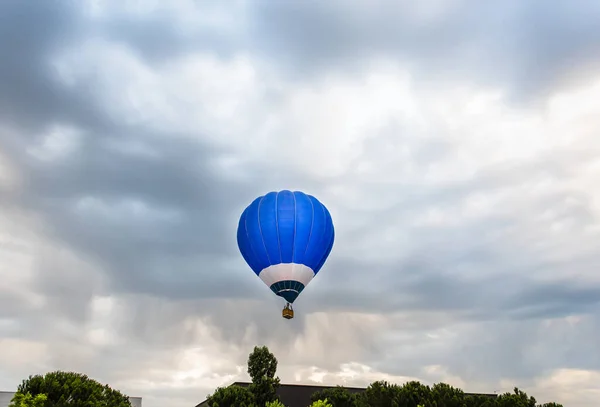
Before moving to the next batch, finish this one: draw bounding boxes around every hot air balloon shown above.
[237,190,335,319]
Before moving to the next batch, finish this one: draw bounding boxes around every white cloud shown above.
[2,2,600,407]
[26,124,82,162]
[511,368,600,407]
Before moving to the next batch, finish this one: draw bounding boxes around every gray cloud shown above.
[247,0,600,100]
[1,1,600,407]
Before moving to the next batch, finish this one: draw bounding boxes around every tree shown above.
[14,371,131,407]
[311,386,357,407]
[205,385,256,407]
[396,381,432,407]
[465,394,497,407]
[8,393,47,407]
[355,380,401,407]
[203,345,568,407]
[247,346,281,406]
[430,382,465,407]
[496,388,536,407]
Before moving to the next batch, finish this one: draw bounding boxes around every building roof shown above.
[195,382,497,407]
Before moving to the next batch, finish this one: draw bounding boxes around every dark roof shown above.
[195,382,497,407]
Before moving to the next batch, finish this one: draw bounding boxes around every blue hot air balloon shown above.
[237,190,335,319]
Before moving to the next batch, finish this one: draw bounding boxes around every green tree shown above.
[464,394,497,407]
[537,403,564,407]
[396,381,432,407]
[205,385,256,407]
[311,386,357,407]
[496,388,536,407]
[265,400,285,407]
[14,371,131,407]
[247,346,281,406]
[310,400,332,407]
[430,382,465,407]
[8,393,47,407]
[355,380,401,407]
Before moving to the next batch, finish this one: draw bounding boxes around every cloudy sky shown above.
[1,1,600,406]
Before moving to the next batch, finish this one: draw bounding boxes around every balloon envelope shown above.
[237,190,335,303]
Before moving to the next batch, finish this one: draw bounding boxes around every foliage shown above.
[8,393,47,407]
[247,345,281,406]
[325,381,562,407]
[354,380,401,407]
[205,385,256,407]
[394,380,432,407]
[205,346,280,407]
[430,382,465,407]
[465,394,499,407]
[14,371,131,407]
[496,388,537,407]
[200,346,564,407]
[311,386,357,407]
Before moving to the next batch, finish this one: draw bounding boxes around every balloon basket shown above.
[282,303,294,319]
